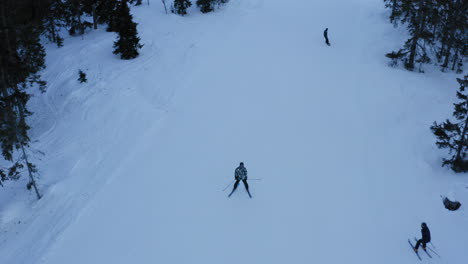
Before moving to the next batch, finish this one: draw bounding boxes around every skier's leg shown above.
[422,241,427,250]
[242,180,252,198]
[242,180,249,191]
[228,180,240,197]
[415,239,422,250]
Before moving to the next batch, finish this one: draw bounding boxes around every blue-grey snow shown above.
[0,0,467,263]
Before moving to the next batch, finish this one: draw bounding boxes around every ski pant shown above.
[415,239,428,250]
[232,179,249,192]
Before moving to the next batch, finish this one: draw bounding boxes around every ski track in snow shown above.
[1,0,467,263]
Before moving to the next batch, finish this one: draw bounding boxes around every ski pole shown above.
[430,241,436,249]
[222,180,235,192]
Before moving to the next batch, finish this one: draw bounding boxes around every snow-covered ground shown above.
[1,0,467,263]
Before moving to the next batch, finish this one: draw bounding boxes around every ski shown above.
[408,239,422,261]
[426,246,441,258]
[414,238,432,258]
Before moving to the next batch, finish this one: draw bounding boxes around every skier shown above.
[414,222,431,252]
[228,162,252,198]
[324,28,330,46]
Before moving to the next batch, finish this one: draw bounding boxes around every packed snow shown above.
[1,0,467,263]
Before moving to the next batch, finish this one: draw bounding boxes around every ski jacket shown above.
[235,166,248,181]
[421,226,431,242]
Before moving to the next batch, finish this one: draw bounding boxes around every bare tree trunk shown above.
[455,100,468,164]
[92,3,98,30]
[15,100,41,199]
[451,48,459,71]
[407,0,426,70]
[161,0,167,13]
[441,28,455,69]
[21,145,41,199]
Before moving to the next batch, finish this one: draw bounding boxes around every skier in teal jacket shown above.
[228,162,252,198]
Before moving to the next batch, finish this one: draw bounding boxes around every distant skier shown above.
[414,222,431,252]
[324,28,330,46]
[228,162,252,198]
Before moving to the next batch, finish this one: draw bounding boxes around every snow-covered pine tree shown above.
[113,0,143,59]
[431,75,468,172]
[172,0,192,16]
[385,0,434,71]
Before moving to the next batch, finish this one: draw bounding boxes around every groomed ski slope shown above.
[1,0,468,263]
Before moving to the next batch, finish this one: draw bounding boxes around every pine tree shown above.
[64,0,93,36]
[384,0,466,73]
[172,0,192,16]
[113,0,143,59]
[436,0,467,73]
[431,75,468,172]
[385,0,434,71]
[383,0,403,25]
[196,0,213,13]
[93,0,119,32]
[43,0,66,47]
[196,0,227,13]
[0,0,45,198]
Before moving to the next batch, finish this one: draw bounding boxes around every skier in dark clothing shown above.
[228,162,252,198]
[414,222,431,252]
[323,28,330,46]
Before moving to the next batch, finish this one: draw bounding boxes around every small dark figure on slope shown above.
[414,222,431,252]
[324,28,330,46]
[228,162,252,198]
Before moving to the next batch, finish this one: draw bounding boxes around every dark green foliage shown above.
[64,0,93,36]
[78,70,87,83]
[384,0,467,72]
[172,0,192,16]
[96,0,120,32]
[196,0,214,13]
[43,0,66,47]
[196,0,228,13]
[431,75,468,172]
[113,0,143,59]
[0,0,45,197]
[435,0,467,73]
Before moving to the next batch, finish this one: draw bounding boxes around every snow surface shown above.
[1,0,468,263]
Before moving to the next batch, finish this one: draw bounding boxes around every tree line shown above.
[383,1,468,173]
[0,0,229,198]
[384,0,467,73]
